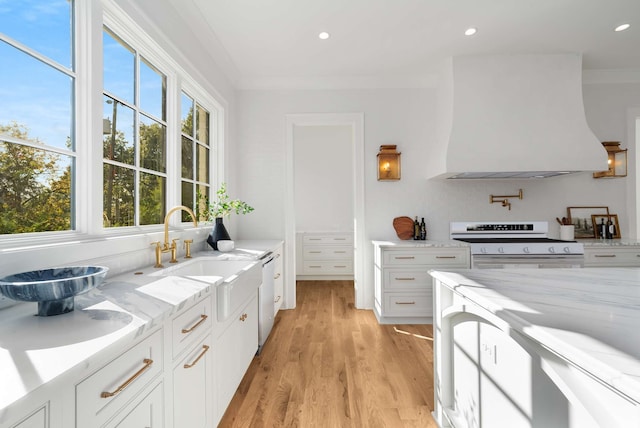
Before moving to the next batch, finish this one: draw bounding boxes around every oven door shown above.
[471,255,584,269]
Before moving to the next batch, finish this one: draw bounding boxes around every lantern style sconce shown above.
[377,145,401,181]
[593,141,627,178]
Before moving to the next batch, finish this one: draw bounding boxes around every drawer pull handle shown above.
[274,273,281,279]
[334,251,347,254]
[436,256,457,259]
[309,238,322,241]
[240,313,248,321]
[334,265,347,268]
[309,251,322,253]
[395,277,416,281]
[395,256,415,260]
[181,314,208,334]
[396,301,416,305]
[101,358,153,398]
[594,254,616,258]
[184,345,210,369]
[309,265,322,268]
[274,295,281,303]
[334,238,347,241]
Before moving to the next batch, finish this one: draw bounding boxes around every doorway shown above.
[284,113,366,309]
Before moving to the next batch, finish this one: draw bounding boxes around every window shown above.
[180,91,211,222]
[0,0,75,234]
[0,0,222,244]
[102,28,167,227]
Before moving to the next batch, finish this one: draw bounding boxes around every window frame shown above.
[0,0,226,250]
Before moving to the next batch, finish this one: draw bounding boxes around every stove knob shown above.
[548,247,556,254]
[481,247,487,254]
[523,247,530,254]
[498,247,504,254]
[563,247,571,253]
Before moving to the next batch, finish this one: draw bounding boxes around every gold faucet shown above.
[152,205,198,268]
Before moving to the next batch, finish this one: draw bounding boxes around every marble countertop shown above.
[0,240,281,413]
[372,239,470,248]
[430,268,640,403]
[582,239,640,247]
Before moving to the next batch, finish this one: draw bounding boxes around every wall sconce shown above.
[593,141,627,178]
[377,145,401,181]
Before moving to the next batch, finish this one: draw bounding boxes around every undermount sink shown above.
[0,266,108,316]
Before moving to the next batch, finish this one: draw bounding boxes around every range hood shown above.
[427,53,608,179]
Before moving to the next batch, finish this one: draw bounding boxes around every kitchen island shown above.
[430,268,640,428]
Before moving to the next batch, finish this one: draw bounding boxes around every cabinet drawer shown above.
[76,329,163,428]
[383,249,468,267]
[303,246,353,260]
[383,292,432,317]
[584,248,640,267]
[303,234,353,245]
[172,296,212,359]
[384,268,431,289]
[303,260,353,275]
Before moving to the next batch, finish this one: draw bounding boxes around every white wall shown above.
[293,125,353,232]
[235,83,640,308]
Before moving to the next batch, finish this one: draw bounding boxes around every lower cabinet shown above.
[3,266,264,428]
[215,293,259,425]
[373,242,470,324]
[584,246,640,267]
[76,329,164,428]
[10,407,47,428]
[106,382,164,428]
[172,335,213,428]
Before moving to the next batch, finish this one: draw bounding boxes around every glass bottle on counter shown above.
[420,218,427,240]
[599,218,607,239]
[413,216,420,240]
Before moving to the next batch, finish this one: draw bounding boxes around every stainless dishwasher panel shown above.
[257,253,275,354]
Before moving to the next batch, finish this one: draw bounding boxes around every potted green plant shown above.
[197,182,254,251]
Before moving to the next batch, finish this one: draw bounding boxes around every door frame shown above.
[284,113,366,308]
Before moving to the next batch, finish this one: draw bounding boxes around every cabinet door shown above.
[173,335,213,428]
[216,295,258,422]
[11,408,46,428]
[108,382,163,428]
[584,247,640,267]
[76,330,163,427]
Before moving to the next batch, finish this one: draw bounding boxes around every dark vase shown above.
[207,217,231,250]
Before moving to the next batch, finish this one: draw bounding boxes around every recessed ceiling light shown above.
[615,23,630,32]
[464,27,477,36]
[318,31,330,40]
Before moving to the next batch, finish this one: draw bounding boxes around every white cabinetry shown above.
[172,336,213,428]
[170,297,213,428]
[373,242,469,324]
[106,382,163,428]
[273,243,284,313]
[215,294,259,425]
[76,329,163,427]
[10,407,46,428]
[297,232,353,279]
[584,246,640,267]
[433,277,640,428]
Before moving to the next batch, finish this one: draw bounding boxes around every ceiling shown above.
[164,0,640,89]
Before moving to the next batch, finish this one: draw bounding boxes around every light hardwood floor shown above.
[218,280,437,427]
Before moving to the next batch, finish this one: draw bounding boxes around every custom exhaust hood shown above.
[427,53,608,179]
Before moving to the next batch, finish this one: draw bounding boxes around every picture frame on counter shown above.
[566,206,610,239]
[591,214,621,239]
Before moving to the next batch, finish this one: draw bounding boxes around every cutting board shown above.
[393,216,414,240]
